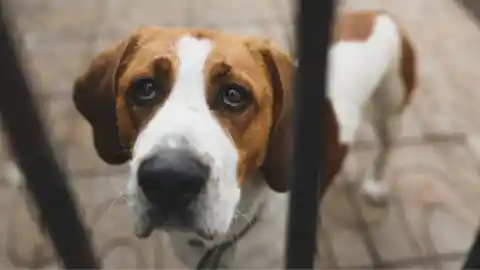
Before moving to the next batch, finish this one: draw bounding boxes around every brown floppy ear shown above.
[247,39,294,193]
[73,36,138,165]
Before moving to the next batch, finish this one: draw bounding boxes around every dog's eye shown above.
[218,84,251,111]
[130,77,160,106]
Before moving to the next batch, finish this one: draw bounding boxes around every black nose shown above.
[137,149,209,208]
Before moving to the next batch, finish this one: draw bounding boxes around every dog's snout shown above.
[137,149,209,206]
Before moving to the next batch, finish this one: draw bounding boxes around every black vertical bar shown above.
[285,0,334,269]
[0,3,101,269]
[463,228,480,269]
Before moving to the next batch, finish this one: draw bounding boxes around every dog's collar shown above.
[195,214,260,270]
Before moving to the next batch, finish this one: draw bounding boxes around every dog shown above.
[73,10,416,269]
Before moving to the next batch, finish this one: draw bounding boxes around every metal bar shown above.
[0,3,101,269]
[463,228,480,269]
[285,0,335,269]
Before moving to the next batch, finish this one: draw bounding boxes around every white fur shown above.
[328,15,405,202]
[128,36,240,239]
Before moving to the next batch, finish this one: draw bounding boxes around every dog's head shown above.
[73,27,294,239]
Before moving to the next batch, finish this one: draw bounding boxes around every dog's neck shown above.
[167,173,286,269]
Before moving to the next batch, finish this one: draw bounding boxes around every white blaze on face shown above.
[127,35,241,236]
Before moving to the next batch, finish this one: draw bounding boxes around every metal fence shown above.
[0,2,100,268]
[0,0,479,269]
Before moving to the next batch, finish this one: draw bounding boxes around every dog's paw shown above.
[360,178,389,206]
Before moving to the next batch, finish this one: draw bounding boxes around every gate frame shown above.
[0,3,100,269]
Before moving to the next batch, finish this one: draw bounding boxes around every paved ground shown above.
[1,0,480,268]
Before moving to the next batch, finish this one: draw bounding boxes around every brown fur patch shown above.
[399,29,417,104]
[333,11,380,42]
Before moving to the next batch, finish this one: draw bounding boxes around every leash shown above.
[196,215,259,270]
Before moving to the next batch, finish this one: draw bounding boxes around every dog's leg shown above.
[361,113,398,204]
[360,72,403,204]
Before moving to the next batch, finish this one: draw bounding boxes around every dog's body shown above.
[73,10,416,269]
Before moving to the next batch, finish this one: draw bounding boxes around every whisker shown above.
[107,175,129,199]
[103,175,130,229]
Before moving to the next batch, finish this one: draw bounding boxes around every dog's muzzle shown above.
[136,148,210,230]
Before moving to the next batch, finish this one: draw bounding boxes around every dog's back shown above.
[328,11,416,145]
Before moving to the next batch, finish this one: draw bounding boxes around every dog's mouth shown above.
[134,208,224,241]
[134,221,218,241]
[134,206,200,239]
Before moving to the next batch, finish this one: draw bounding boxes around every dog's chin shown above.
[134,223,227,241]
[133,214,230,241]
[134,215,190,239]
[193,229,226,241]
[134,220,189,239]
[132,214,218,240]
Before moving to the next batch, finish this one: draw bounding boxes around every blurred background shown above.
[1,0,480,268]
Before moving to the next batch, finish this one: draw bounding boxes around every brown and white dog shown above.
[73,10,416,269]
